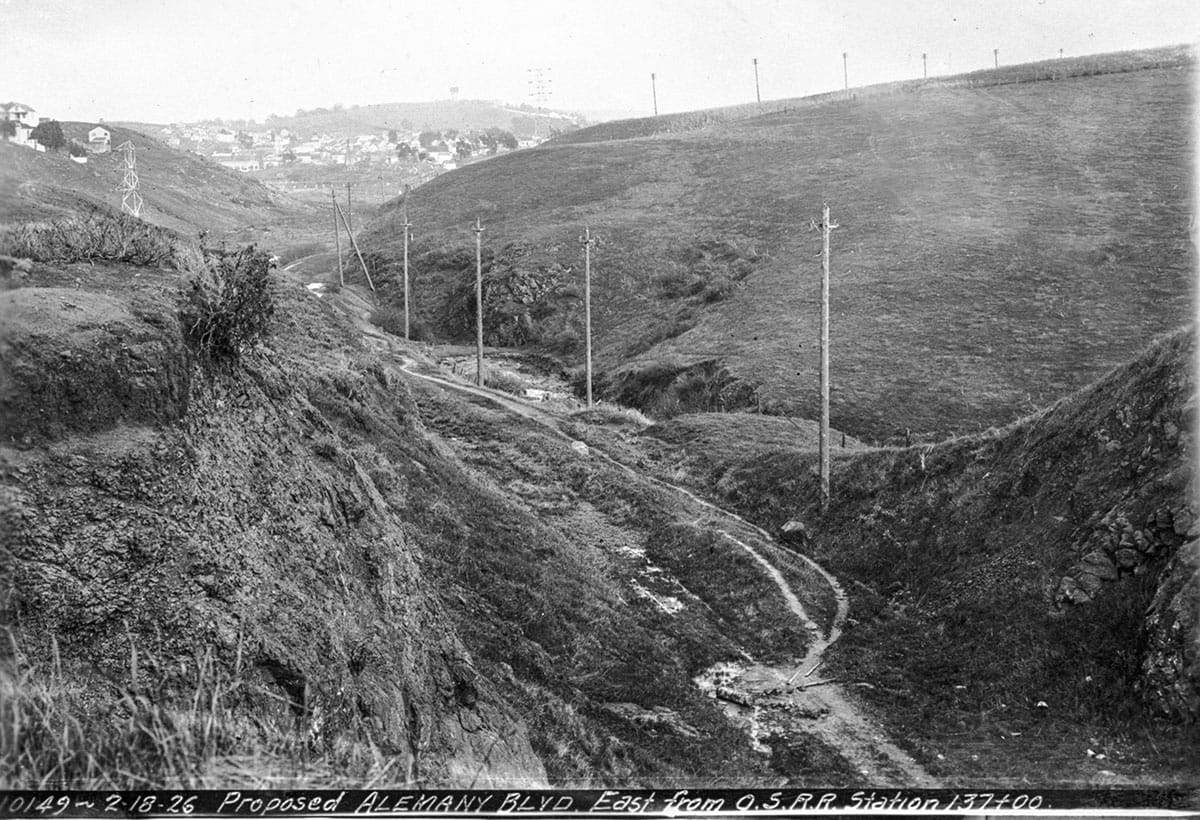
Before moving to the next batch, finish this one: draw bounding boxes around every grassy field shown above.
[355,47,1193,442]
[0,123,313,241]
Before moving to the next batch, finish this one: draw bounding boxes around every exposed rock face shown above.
[1141,538,1200,722]
[0,271,546,785]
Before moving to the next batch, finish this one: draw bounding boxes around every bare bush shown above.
[179,247,275,363]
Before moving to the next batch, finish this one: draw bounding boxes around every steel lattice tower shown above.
[116,140,143,217]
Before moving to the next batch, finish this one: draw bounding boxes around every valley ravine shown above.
[320,278,937,786]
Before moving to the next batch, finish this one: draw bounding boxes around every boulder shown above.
[1059,576,1093,605]
[1115,548,1141,569]
[1079,550,1119,581]
[1074,571,1106,596]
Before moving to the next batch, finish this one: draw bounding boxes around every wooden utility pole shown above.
[400,185,412,340]
[345,182,353,234]
[753,58,761,103]
[994,48,999,69]
[579,226,597,407]
[922,52,928,78]
[817,204,838,512]
[473,217,485,387]
[334,198,376,298]
[651,73,658,115]
[842,52,849,90]
[332,187,344,287]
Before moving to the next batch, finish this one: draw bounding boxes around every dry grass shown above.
[0,631,402,789]
[0,211,183,267]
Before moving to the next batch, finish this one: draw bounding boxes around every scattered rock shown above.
[1059,576,1092,605]
[1173,507,1194,537]
[1080,550,1119,580]
[570,440,589,457]
[1115,549,1140,569]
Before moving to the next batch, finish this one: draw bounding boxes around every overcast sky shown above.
[2,0,1197,124]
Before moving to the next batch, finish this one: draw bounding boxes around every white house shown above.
[88,125,111,153]
[217,156,261,172]
[1,102,40,147]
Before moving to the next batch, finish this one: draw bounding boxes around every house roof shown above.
[1,102,35,113]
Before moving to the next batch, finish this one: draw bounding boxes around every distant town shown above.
[152,120,546,174]
[1,99,585,180]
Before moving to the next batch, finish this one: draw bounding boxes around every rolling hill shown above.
[354,46,1194,442]
[0,122,310,237]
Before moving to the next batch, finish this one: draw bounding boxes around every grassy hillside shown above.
[356,49,1193,441]
[640,326,1198,784]
[555,45,1194,145]
[0,123,309,237]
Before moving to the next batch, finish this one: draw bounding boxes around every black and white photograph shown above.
[1,0,1198,809]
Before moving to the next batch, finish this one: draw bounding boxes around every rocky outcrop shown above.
[1140,538,1200,721]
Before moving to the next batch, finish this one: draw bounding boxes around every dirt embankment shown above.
[0,263,546,786]
[685,326,1198,783]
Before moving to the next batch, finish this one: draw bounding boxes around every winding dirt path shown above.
[300,277,936,786]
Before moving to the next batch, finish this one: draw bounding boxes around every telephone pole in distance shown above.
[474,216,485,387]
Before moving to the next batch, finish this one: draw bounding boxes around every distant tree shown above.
[332,102,344,112]
[68,140,88,157]
[432,139,448,153]
[282,149,297,164]
[455,139,472,160]
[396,143,412,159]
[31,120,66,151]
[444,128,458,139]
[236,131,254,149]
[495,129,518,150]
[0,119,15,141]
[387,129,399,144]
[418,130,440,149]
